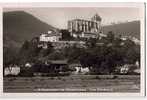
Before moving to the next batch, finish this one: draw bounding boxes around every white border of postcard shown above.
[0,2,145,97]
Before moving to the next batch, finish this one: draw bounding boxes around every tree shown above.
[38,42,54,57]
[3,47,19,67]
[123,39,140,64]
[18,40,54,64]
[18,40,30,64]
[85,38,97,48]
[60,29,72,40]
[60,43,85,63]
[107,31,115,43]
[47,51,65,60]
[80,51,97,68]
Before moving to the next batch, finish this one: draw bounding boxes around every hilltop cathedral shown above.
[39,14,103,43]
[68,14,102,38]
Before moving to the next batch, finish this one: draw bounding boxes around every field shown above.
[3,75,140,93]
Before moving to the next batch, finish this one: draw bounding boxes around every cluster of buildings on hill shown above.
[39,14,102,43]
[38,14,140,45]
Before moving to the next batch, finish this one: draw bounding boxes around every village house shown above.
[120,36,140,45]
[69,63,90,75]
[39,31,61,42]
[33,60,70,76]
[115,61,140,74]
[48,60,69,73]
[4,64,20,76]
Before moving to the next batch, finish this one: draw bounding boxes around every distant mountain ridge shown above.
[102,21,140,40]
[3,11,58,48]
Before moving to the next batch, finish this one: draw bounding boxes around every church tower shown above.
[91,14,102,33]
[91,13,102,22]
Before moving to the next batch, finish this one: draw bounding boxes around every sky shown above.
[4,7,140,29]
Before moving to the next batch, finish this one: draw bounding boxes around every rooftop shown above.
[69,14,102,22]
[48,60,68,65]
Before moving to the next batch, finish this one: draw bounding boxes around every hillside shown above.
[102,21,140,40]
[3,11,58,48]
[3,11,59,65]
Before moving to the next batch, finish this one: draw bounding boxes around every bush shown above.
[94,76,100,79]
[4,74,18,77]
[112,75,118,79]
[19,67,34,77]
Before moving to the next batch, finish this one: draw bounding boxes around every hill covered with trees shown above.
[102,21,140,40]
[6,31,140,75]
[3,11,58,66]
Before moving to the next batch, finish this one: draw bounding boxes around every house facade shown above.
[4,65,20,76]
[39,31,61,42]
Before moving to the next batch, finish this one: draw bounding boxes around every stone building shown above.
[68,14,102,38]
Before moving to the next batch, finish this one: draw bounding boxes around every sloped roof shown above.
[69,63,82,67]
[48,60,68,65]
[40,32,61,37]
